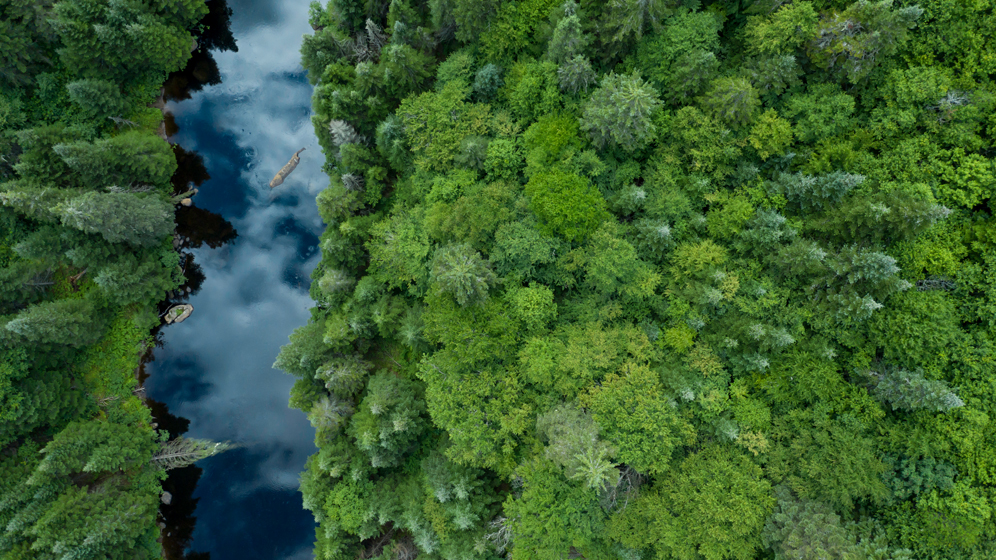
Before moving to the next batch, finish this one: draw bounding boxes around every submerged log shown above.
[269,148,306,188]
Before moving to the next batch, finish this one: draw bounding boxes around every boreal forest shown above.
[281,0,996,558]
[0,0,237,558]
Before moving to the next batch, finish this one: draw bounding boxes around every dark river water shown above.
[144,0,324,558]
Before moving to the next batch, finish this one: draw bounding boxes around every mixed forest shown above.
[283,0,996,558]
[0,0,228,558]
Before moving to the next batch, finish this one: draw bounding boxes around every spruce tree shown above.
[65,79,128,118]
[546,1,589,64]
[557,55,596,95]
[3,297,103,347]
[581,72,661,152]
[55,191,174,247]
[430,244,496,306]
[53,130,177,188]
[763,485,856,560]
[862,365,964,412]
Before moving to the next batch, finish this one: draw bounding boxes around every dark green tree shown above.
[55,192,174,247]
[430,243,497,306]
[2,297,104,347]
[581,72,661,151]
[65,79,129,119]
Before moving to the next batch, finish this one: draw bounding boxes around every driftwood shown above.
[269,148,306,188]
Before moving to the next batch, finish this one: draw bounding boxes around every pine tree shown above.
[0,0,56,86]
[315,354,371,397]
[664,50,719,105]
[430,244,496,306]
[274,320,338,378]
[317,268,356,297]
[602,0,674,43]
[347,371,426,468]
[93,250,181,306]
[742,55,802,98]
[65,79,128,118]
[472,63,503,101]
[861,365,964,412]
[31,421,158,480]
[763,485,856,560]
[53,131,177,187]
[547,1,589,64]
[52,0,199,82]
[557,55,596,95]
[382,43,435,95]
[807,0,924,83]
[633,218,675,262]
[3,297,103,347]
[55,191,174,247]
[536,404,619,490]
[581,72,661,151]
[375,114,409,171]
[738,209,795,253]
[328,119,366,149]
[701,76,761,128]
[775,170,865,212]
[454,135,489,170]
[881,454,956,503]
[0,183,71,224]
[11,125,79,185]
[308,396,354,434]
[816,191,950,245]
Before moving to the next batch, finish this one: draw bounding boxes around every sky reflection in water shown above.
[145,0,324,557]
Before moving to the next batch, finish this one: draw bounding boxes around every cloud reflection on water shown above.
[145,0,325,557]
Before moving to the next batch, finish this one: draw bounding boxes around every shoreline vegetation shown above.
[0,0,234,558]
[283,0,996,558]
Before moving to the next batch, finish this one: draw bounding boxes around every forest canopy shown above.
[284,0,996,558]
[0,0,218,558]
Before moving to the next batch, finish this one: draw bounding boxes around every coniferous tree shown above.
[664,50,719,105]
[53,131,177,188]
[701,76,761,128]
[2,297,104,347]
[861,365,964,412]
[315,354,372,397]
[762,485,856,560]
[546,1,589,64]
[347,371,426,468]
[775,170,865,212]
[65,79,128,119]
[807,0,923,83]
[602,0,674,43]
[0,0,56,86]
[151,437,236,470]
[54,191,174,247]
[430,243,496,306]
[581,72,661,151]
[557,55,597,95]
[472,63,503,101]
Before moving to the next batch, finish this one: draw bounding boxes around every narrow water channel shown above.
[144,0,325,558]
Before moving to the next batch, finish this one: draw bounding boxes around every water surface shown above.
[145,0,325,557]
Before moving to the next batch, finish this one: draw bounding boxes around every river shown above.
[143,0,324,558]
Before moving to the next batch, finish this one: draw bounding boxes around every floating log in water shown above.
[269,148,306,188]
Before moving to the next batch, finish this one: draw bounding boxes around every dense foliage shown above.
[284,0,996,558]
[0,0,211,557]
